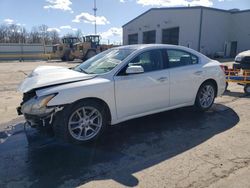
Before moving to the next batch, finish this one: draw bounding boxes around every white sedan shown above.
[17,44,226,144]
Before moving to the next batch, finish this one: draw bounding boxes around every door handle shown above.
[157,77,168,82]
[193,71,203,76]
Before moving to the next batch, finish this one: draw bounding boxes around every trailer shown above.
[224,67,250,94]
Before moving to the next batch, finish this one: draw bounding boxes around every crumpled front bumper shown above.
[16,106,22,115]
[17,104,64,128]
[17,108,54,127]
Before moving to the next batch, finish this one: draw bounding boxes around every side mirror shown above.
[126,65,144,74]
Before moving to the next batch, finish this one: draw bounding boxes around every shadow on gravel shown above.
[0,104,239,188]
[223,90,250,98]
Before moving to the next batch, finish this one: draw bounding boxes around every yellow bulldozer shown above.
[52,35,113,61]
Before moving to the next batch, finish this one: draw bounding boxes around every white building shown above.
[122,6,250,58]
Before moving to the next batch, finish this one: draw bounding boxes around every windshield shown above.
[74,48,135,74]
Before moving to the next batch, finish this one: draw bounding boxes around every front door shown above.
[114,49,170,120]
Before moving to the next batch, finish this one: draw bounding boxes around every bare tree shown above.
[0,24,27,43]
[75,29,83,41]
[28,26,41,43]
[0,25,8,42]
[39,24,50,44]
[49,30,60,44]
[0,24,69,45]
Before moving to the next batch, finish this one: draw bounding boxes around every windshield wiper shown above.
[77,67,89,74]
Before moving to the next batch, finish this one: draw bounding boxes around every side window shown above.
[128,50,164,73]
[167,49,198,68]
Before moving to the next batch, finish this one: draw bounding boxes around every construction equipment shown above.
[52,35,113,61]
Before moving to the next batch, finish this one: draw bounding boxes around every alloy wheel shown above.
[199,85,215,108]
[68,106,102,141]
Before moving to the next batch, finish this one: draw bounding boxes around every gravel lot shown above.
[0,60,250,188]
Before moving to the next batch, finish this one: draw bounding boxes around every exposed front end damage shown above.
[17,90,64,128]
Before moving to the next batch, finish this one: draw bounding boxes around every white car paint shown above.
[19,44,226,125]
[235,50,250,62]
[114,68,170,119]
[18,66,95,93]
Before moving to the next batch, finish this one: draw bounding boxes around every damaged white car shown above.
[17,44,226,144]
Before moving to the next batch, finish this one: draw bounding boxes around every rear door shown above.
[166,49,204,106]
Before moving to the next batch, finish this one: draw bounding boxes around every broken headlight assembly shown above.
[21,94,57,116]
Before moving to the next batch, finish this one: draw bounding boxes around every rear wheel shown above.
[53,100,107,144]
[195,82,216,111]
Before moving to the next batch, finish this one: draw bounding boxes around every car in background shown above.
[234,50,250,70]
[17,44,226,144]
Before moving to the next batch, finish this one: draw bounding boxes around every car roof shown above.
[114,44,180,50]
[113,44,210,62]
[113,44,198,54]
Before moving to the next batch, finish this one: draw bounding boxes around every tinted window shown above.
[167,49,198,68]
[129,50,164,72]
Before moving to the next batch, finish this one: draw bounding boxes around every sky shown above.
[0,0,250,44]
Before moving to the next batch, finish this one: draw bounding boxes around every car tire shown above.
[195,82,216,111]
[244,84,250,95]
[53,100,107,144]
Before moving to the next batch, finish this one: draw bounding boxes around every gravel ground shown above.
[0,60,250,188]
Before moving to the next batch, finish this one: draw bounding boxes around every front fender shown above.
[35,78,117,123]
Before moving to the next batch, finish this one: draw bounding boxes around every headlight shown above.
[235,56,243,62]
[21,94,56,116]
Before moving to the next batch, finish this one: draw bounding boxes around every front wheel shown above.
[195,82,216,111]
[53,100,107,144]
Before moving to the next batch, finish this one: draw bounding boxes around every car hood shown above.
[238,50,250,57]
[18,66,96,93]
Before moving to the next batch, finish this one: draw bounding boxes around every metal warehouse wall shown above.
[200,9,231,56]
[230,11,250,53]
[123,7,250,57]
[123,8,201,51]
[0,43,53,60]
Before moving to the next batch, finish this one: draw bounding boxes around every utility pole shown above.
[93,0,97,34]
